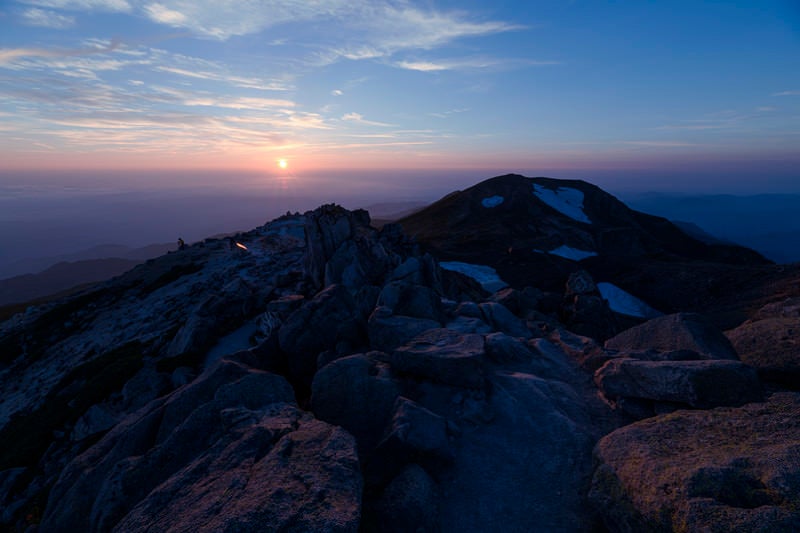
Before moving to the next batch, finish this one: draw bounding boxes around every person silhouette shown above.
[178,237,186,250]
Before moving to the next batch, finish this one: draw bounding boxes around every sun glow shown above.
[278,159,288,169]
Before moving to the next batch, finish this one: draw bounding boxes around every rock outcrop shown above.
[590,393,800,532]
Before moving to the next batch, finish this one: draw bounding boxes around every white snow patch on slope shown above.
[597,282,661,319]
[547,245,598,261]
[533,184,592,224]
[482,195,504,208]
[440,261,508,293]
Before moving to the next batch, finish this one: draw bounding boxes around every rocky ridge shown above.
[0,178,797,532]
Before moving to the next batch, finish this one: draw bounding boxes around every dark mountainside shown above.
[1,175,799,532]
[0,243,176,310]
[0,258,142,307]
[398,174,793,331]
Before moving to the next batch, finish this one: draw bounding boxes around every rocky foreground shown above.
[1,197,799,531]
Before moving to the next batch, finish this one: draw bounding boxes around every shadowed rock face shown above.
[0,181,796,532]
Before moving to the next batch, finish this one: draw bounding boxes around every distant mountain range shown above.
[0,243,174,307]
[3,182,798,313]
[623,192,800,264]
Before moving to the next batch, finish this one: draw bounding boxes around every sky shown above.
[1,0,800,194]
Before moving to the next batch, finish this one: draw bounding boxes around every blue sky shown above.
[1,0,799,192]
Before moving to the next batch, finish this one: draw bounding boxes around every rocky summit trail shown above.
[1,176,799,532]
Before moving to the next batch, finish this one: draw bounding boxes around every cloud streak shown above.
[0,39,120,66]
[396,57,557,72]
[20,8,75,28]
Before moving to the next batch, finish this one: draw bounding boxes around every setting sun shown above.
[278,159,288,169]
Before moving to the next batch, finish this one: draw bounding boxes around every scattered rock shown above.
[595,358,763,411]
[391,329,487,388]
[484,332,534,364]
[377,281,443,322]
[367,307,440,353]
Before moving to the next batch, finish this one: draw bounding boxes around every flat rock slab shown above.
[605,313,738,360]
[391,329,486,388]
[590,392,800,532]
[595,358,763,409]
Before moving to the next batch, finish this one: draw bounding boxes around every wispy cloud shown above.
[341,112,394,127]
[622,141,695,147]
[396,61,447,72]
[396,57,555,72]
[0,39,120,66]
[18,0,131,12]
[657,123,729,131]
[85,0,522,59]
[429,108,469,119]
[155,66,291,91]
[20,8,75,28]
[773,90,800,96]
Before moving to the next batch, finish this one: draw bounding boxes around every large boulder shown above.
[376,397,453,464]
[279,284,366,384]
[391,329,487,388]
[367,307,440,353]
[590,392,800,532]
[726,298,800,386]
[311,353,401,452]
[373,464,440,533]
[595,358,763,411]
[377,281,443,322]
[41,360,362,532]
[434,371,598,531]
[605,313,738,360]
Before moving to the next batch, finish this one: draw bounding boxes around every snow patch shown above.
[440,261,508,293]
[547,245,598,261]
[597,282,661,319]
[482,195,504,208]
[533,184,592,224]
